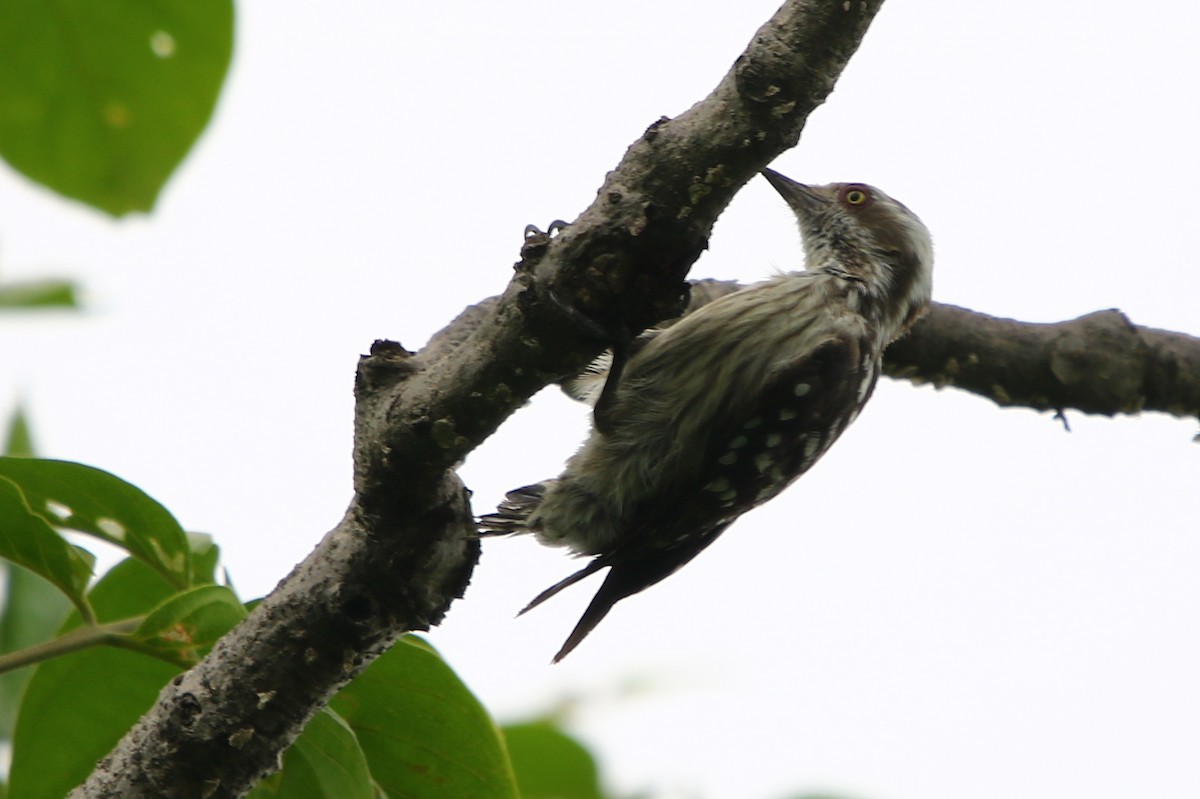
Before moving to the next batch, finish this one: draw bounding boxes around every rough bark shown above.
[72,1,890,796]
[887,304,1200,423]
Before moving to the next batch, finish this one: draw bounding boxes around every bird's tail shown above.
[539,564,632,663]
[477,482,550,536]
[518,556,652,663]
[514,557,616,662]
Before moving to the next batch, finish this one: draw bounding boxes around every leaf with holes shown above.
[0,477,94,615]
[0,0,234,215]
[133,584,246,664]
[0,458,191,589]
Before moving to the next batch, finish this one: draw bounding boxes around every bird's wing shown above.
[688,332,877,514]
[529,336,876,660]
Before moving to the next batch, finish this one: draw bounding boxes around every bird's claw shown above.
[524,220,570,240]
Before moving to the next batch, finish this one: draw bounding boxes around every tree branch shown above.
[886,303,1200,423]
[73,1,888,796]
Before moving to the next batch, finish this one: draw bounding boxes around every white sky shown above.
[2,1,1199,797]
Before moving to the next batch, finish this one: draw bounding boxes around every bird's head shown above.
[762,168,934,336]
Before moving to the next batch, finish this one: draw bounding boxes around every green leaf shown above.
[3,406,35,456]
[0,279,79,309]
[0,563,71,741]
[330,636,520,799]
[247,710,375,799]
[0,0,234,215]
[0,458,191,588]
[9,646,179,798]
[188,532,221,586]
[8,558,181,799]
[502,720,605,799]
[81,554,180,624]
[0,477,95,616]
[8,579,516,797]
[133,584,245,664]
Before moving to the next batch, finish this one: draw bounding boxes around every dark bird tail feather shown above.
[549,569,638,663]
[536,521,733,661]
[520,559,639,663]
[521,555,673,663]
[483,482,725,661]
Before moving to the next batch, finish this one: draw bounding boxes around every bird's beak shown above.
[761,168,824,214]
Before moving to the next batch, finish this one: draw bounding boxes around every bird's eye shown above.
[844,188,869,206]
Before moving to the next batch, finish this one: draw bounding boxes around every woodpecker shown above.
[480,169,934,661]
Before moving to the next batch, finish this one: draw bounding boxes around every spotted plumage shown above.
[479,169,934,661]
